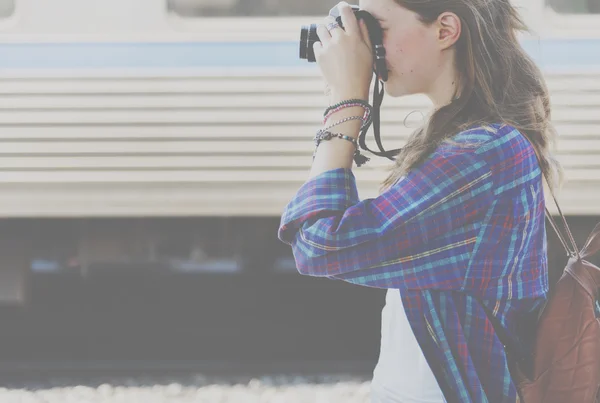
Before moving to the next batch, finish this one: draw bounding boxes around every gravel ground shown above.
[0,374,373,402]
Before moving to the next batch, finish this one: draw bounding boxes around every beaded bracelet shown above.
[324,111,374,132]
[323,115,365,131]
[314,129,359,148]
[324,99,372,118]
[324,103,372,124]
[323,103,373,128]
[312,129,370,167]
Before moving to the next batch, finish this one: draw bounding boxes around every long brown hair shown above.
[380,0,563,194]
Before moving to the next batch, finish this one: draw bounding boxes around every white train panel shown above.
[0,0,597,218]
[0,69,596,217]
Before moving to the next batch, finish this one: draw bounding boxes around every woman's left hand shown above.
[314,2,374,104]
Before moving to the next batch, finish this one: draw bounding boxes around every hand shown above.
[314,2,374,104]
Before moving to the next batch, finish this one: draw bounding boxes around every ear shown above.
[436,12,461,50]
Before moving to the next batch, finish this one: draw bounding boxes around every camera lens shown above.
[299,25,309,60]
[299,23,319,63]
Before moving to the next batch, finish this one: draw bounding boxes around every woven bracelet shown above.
[324,99,372,117]
[323,115,365,131]
[323,104,373,129]
[312,130,370,167]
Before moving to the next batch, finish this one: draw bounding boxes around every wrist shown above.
[329,92,369,105]
[324,108,364,136]
[324,106,365,126]
[323,98,372,136]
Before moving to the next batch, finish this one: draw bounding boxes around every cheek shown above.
[385,30,435,75]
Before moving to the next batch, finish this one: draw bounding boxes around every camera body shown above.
[299,5,387,82]
[298,4,398,164]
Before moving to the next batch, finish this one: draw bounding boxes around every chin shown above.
[383,77,417,98]
[383,82,407,98]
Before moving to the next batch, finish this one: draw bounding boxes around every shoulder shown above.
[411,123,540,193]
[432,123,534,166]
[439,123,533,155]
[472,124,536,162]
[446,123,541,194]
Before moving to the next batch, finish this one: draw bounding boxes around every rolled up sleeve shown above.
[277,143,495,291]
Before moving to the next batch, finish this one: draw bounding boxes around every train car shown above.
[0,0,598,305]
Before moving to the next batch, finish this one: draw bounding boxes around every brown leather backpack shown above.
[487,187,600,403]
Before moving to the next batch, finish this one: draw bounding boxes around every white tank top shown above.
[370,289,445,403]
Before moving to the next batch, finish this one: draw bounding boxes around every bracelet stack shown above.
[312,99,373,167]
[323,99,373,132]
[313,129,370,167]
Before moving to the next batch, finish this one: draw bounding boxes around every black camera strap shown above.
[353,10,402,163]
[321,7,403,164]
[357,77,402,162]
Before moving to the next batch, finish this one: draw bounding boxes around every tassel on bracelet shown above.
[313,129,370,168]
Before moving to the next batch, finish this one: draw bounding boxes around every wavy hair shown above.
[380,0,563,194]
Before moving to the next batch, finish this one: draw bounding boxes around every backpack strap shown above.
[543,177,580,259]
[481,132,582,384]
[521,130,580,259]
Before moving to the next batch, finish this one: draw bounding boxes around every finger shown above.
[324,16,343,39]
[315,23,331,46]
[358,19,377,76]
[359,19,372,52]
[338,1,359,36]
[312,40,323,62]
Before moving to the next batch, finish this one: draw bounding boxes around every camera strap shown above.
[357,78,401,162]
[329,8,403,164]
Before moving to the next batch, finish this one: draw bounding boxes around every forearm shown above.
[308,104,366,179]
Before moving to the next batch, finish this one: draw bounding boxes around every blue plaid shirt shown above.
[278,124,548,402]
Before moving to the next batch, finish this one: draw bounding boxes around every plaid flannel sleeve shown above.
[277,142,496,291]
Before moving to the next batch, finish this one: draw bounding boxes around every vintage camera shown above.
[298,4,399,163]
[299,4,388,82]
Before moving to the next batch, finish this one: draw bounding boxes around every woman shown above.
[278,0,561,402]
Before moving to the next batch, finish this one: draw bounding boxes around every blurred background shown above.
[0,0,597,401]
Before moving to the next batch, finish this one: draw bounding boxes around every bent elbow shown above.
[294,256,314,276]
[291,247,320,277]
[290,238,330,277]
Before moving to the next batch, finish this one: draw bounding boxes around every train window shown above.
[30,221,80,274]
[153,217,242,274]
[65,218,243,276]
[0,0,14,18]
[167,0,338,17]
[546,0,600,14]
